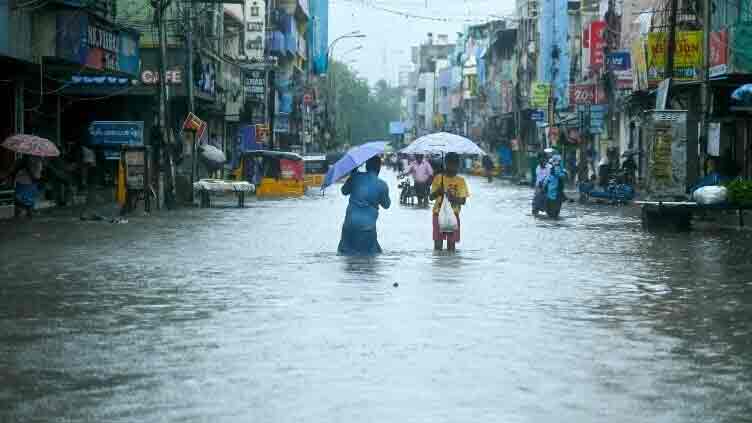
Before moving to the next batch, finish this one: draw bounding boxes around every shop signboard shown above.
[243,0,265,62]
[530,110,545,122]
[244,69,266,101]
[89,121,144,146]
[589,105,606,134]
[709,30,728,77]
[55,12,140,76]
[530,82,551,108]
[647,31,703,85]
[570,84,595,105]
[707,122,721,156]
[141,69,182,85]
[606,51,631,71]
[589,21,607,71]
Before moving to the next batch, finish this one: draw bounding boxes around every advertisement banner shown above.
[88,121,144,146]
[589,21,607,71]
[538,0,570,110]
[530,82,551,108]
[606,51,631,71]
[631,37,648,91]
[308,0,329,75]
[709,30,728,77]
[647,31,703,84]
[244,0,265,62]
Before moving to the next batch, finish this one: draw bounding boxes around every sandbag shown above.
[693,185,728,205]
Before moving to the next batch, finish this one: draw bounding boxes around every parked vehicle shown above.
[237,151,305,198]
[303,155,329,190]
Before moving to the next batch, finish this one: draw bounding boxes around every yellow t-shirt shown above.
[431,174,469,214]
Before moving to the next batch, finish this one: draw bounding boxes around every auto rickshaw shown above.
[303,155,328,189]
[237,150,305,198]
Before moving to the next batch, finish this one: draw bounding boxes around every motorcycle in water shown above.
[398,174,417,205]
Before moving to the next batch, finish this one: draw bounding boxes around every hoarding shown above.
[709,30,728,77]
[589,21,607,71]
[530,82,551,108]
[646,31,703,84]
[309,0,329,74]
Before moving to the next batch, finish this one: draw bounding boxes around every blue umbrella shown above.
[321,141,387,190]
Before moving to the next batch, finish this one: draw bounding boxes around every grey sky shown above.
[328,0,517,85]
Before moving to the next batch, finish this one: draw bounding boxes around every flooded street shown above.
[2,171,752,422]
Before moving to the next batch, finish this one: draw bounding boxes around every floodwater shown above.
[1,171,751,423]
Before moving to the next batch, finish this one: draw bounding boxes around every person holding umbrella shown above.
[337,156,391,255]
[1,134,59,218]
[321,142,391,256]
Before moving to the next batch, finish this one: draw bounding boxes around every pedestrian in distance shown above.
[482,154,494,183]
[430,152,469,252]
[402,153,433,207]
[337,156,391,256]
[532,153,548,216]
[543,154,567,218]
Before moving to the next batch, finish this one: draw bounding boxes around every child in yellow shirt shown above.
[430,152,469,251]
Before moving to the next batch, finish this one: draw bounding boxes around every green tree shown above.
[322,61,401,149]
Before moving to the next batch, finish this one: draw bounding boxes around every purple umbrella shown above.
[321,141,387,190]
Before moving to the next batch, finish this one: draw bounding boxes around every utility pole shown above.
[186,0,196,201]
[701,0,711,161]
[152,0,175,208]
[666,0,679,80]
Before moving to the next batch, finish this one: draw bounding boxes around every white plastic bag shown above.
[438,181,458,233]
[693,185,728,205]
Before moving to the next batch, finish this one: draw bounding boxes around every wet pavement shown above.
[1,170,752,423]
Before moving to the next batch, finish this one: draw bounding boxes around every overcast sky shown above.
[328,0,517,85]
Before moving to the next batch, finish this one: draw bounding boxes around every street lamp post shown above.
[326,32,366,149]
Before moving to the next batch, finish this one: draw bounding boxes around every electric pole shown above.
[186,0,196,201]
[152,0,176,208]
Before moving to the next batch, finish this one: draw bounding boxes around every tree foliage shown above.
[324,61,401,148]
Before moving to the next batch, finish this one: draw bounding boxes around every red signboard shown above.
[710,30,728,77]
[589,21,607,71]
[570,84,595,105]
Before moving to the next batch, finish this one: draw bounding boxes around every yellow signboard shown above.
[530,82,551,108]
[646,31,703,84]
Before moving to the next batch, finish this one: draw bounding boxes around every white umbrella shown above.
[401,132,486,155]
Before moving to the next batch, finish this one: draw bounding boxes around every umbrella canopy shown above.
[2,134,60,157]
[321,141,387,190]
[199,144,227,171]
[401,132,485,156]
